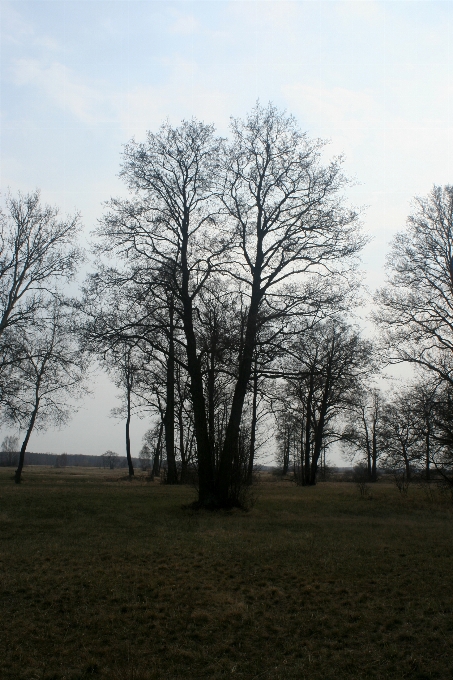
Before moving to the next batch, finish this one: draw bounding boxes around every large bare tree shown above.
[95,105,366,507]
[215,104,366,502]
[375,185,453,385]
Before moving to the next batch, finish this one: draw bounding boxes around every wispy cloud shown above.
[12,59,111,124]
[11,55,231,136]
[168,10,199,36]
[1,1,59,50]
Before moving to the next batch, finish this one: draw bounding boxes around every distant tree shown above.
[102,450,119,470]
[281,320,373,485]
[1,302,88,483]
[81,266,182,484]
[141,424,164,480]
[138,442,151,471]
[1,434,19,467]
[379,389,422,481]
[342,388,385,482]
[107,341,144,478]
[407,380,440,481]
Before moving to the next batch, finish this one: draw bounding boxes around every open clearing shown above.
[0,467,452,679]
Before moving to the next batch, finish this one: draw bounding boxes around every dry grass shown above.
[1,467,453,679]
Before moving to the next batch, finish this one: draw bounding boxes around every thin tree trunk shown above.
[304,370,315,485]
[125,384,134,477]
[15,398,40,484]
[425,422,431,481]
[362,408,372,480]
[402,446,411,481]
[283,428,290,476]
[165,296,178,484]
[178,402,187,483]
[371,422,377,483]
[208,310,217,455]
[152,420,164,480]
[247,360,258,484]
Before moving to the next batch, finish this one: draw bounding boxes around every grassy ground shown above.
[0,468,452,680]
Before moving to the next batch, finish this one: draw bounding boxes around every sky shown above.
[1,0,453,461]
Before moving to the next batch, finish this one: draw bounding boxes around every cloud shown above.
[1,2,34,45]
[282,82,383,159]
[168,10,199,35]
[228,1,301,30]
[335,0,385,22]
[11,55,232,136]
[1,1,59,50]
[284,83,380,127]
[12,58,113,124]
[118,77,231,139]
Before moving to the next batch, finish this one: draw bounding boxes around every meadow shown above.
[0,467,452,680]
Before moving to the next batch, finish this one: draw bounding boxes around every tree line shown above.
[1,103,453,505]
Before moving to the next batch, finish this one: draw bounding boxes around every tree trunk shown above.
[125,380,134,477]
[425,423,431,481]
[178,402,187,483]
[402,446,411,481]
[371,422,377,483]
[310,418,326,486]
[15,398,40,484]
[247,360,258,484]
[207,310,217,455]
[152,420,164,480]
[303,370,315,485]
[217,288,261,505]
[165,297,178,484]
[283,429,290,476]
[180,218,214,505]
[213,210,265,506]
[309,355,332,486]
[362,409,372,480]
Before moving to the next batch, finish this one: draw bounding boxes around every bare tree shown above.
[95,120,227,503]
[215,103,366,503]
[408,380,440,481]
[375,185,453,387]
[281,319,373,485]
[342,388,385,482]
[1,302,88,483]
[141,423,164,480]
[95,105,365,508]
[102,450,119,470]
[0,190,82,420]
[379,389,422,482]
[0,191,82,340]
[108,342,143,477]
[1,434,19,467]
[416,381,453,488]
[81,267,183,483]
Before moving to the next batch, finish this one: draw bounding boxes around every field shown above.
[0,468,452,680]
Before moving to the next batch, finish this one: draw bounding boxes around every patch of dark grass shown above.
[0,468,452,679]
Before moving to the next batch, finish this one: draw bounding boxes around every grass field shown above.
[0,467,452,680]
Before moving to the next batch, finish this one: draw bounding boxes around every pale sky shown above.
[1,0,452,460]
